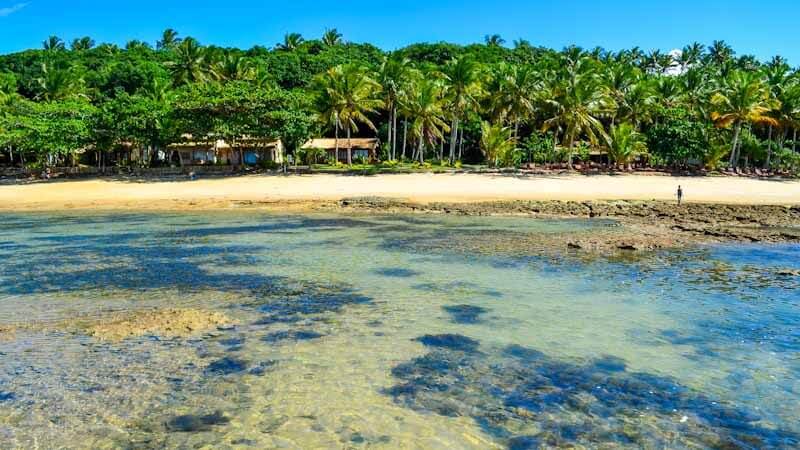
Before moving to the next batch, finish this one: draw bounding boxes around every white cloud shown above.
[0,2,28,17]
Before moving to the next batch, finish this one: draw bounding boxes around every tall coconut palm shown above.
[318,65,382,164]
[542,58,614,168]
[710,71,779,168]
[678,42,704,71]
[312,67,346,158]
[403,77,450,163]
[376,57,413,160]
[167,38,208,85]
[708,40,734,67]
[322,29,343,46]
[484,35,505,47]
[157,29,182,50]
[443,57,483,163]
[42,36,65,51]
[488,63,538,144]
[608,123,648,169]
[771,81,800,161]
[618,77,658,129]
[70,37,95,51]
[277,33,304,51]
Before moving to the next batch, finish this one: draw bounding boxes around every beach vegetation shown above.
[0,32,798,174]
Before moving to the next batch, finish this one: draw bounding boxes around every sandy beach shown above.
[1,173,800,211]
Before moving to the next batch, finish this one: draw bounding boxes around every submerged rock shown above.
[205,357,249,376]
[165,411,230,432]
[386,342,800,449]
[414,334,480,353]
[442,304,490,324]
[373,268,420,278]
[262,330,324,344]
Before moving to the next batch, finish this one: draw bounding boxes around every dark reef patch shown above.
[263,330,325,344]
[386,342,800,449]
[205,357,249,376]
[373,267,420,278]
[442,304,490,324]
[414,334,480,353]
[412,281,503,298]
[0,391,15,402]
[165,411,231,432]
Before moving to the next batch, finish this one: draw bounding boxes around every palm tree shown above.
[157,29,182,50]
[480,122,515,167]
[443,58,483,163]
[322,29,343,46]
[488,63,538,144]
[167,38,208,85]
[42,36,65,51]
[608,123,648,169]
[211,54,255,81]
[708,40,734,66]
[404,77,450,163]
[771,81,800,162]
[542,58,614,168]
[126,40,152,51]
[618,77,658,129]
[710,71,779,168]
[376,57,413,161]
[35,63,84,101]
[678,42,704,71]
[277,33,304,51]
[316,65,382,164]
[484,35,505,47]
[70,37,95,51]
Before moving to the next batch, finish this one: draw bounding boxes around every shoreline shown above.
[1,173,798,256]
[1,173,800,212]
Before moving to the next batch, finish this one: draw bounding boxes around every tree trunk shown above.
[402,119,408,160]
[765,125,773,170]
[449,117,458,164]
[418,138,424,163]
[346,127,352,165]
[514,119,520,145]
[567,131,575,170]
[728,122,741,168]
[438,137,443,161]
[387,106,393,161]
[392,107,398,160]
[458,127,464,161]
[334,120,340,164]
[793,128,797,152]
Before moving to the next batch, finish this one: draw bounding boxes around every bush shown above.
[645,108,709,167]
[774,148,800,173]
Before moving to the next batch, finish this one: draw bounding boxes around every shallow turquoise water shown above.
[0,212,798,449]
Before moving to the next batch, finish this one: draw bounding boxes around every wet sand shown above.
[1,173,799,211]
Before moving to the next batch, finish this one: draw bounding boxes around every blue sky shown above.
[1,0,798,64]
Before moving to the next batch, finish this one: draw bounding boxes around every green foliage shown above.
[646,109,710,166]
[0,31,798,174]
[480,121,516,167]
[608,123,648,167]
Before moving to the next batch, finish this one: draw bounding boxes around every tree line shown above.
[0,30,799,173]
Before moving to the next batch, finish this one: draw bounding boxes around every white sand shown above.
[1,173,799,211]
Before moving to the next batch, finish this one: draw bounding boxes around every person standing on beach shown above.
[677,185,684,205]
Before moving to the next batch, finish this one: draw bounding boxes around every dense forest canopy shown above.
[0,30,799,172]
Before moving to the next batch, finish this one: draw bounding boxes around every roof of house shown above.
[301,138,379,150]
[169,137,282,149]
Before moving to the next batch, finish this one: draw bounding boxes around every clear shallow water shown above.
[0,212,798,449]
